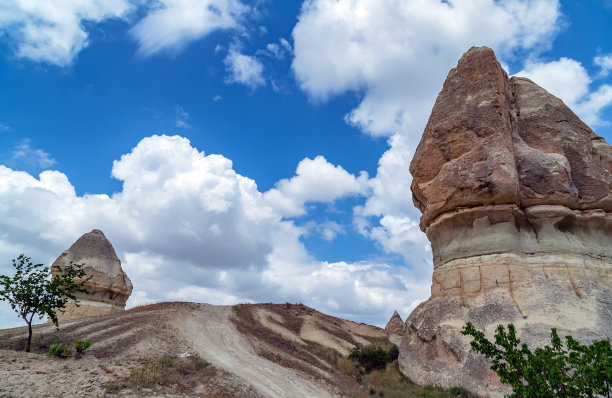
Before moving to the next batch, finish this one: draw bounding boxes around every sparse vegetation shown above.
[74,339,92,353]
[344,360,472,398]
[125,355,215,392]
[0,254,91,352]
[462,322,612,398]
[46,339,92,357]
[48,343,73,358]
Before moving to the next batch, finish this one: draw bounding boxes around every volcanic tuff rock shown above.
[385,310,405,346]
[385,311,405,335]
[51,229,132,321]
[400,46,612,397]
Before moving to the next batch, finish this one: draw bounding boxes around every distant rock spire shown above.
[384,310,404,335]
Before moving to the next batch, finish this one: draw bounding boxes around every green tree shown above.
[462,322,611,397]
[0,254,90,352]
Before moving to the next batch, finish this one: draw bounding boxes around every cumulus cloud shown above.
[10,141,56,168]
[0,135,421,328]
[0,0,253,65]
[224,48,265,88]
[263,155,368,217]
[292,0,561,138]
[130,0,250,56]
[0,0,132,66]
[517,58,612,125]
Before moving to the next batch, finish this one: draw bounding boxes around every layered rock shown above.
[400,46,612,397]
[51,229,133,321]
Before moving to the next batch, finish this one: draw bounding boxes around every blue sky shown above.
[1,0,611,329]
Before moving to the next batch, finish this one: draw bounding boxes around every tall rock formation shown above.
[51,229,133,321]
[400,46,612,397]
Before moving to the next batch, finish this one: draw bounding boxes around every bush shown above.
[388,344,399,361]
[462,322,612,398]
[74,339,92,353]
[349,344,389,371]
[49,343,73,358]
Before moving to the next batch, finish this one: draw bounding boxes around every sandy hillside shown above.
[0,302,391,398]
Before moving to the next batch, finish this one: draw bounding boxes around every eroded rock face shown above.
[51,229,133,321]
[401,46,612,397]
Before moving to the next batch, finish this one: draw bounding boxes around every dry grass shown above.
[337,356,359,377]
[345,361,473,398]
[105,355,216,394]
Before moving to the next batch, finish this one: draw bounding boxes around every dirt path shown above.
[180,304,334,398]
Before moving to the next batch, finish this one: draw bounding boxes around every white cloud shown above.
[319,221,345,242]
[263,155,368,217]
[0,122,10,132]
[292,0,561,138]
[261,221,427,324]
[0,0,254,65]
[174,104,191,128]
[304,220,346,242]
[262,38,292,59]
[0,135,426,328]
[224,48,265,88]
[595,54,612,77]
[265,43,282,58]
[0,0,132,66]
[279,38,291,52]
[130,0,249,56]
[517,58,612,125]
[11,141,56,168]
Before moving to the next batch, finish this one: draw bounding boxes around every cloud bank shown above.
[0,135,426,328]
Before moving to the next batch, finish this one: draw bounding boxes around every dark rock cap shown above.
[410,46,612,231]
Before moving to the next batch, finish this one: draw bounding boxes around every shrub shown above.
[462,322,612,398]
[74,339,92,353]
[388,344,399,361]
[349,344,389,371]
[48,343,73,358]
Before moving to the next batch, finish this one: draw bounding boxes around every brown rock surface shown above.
[51,229,132,320]
[401,46,612,397]
[385,310,405,335]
